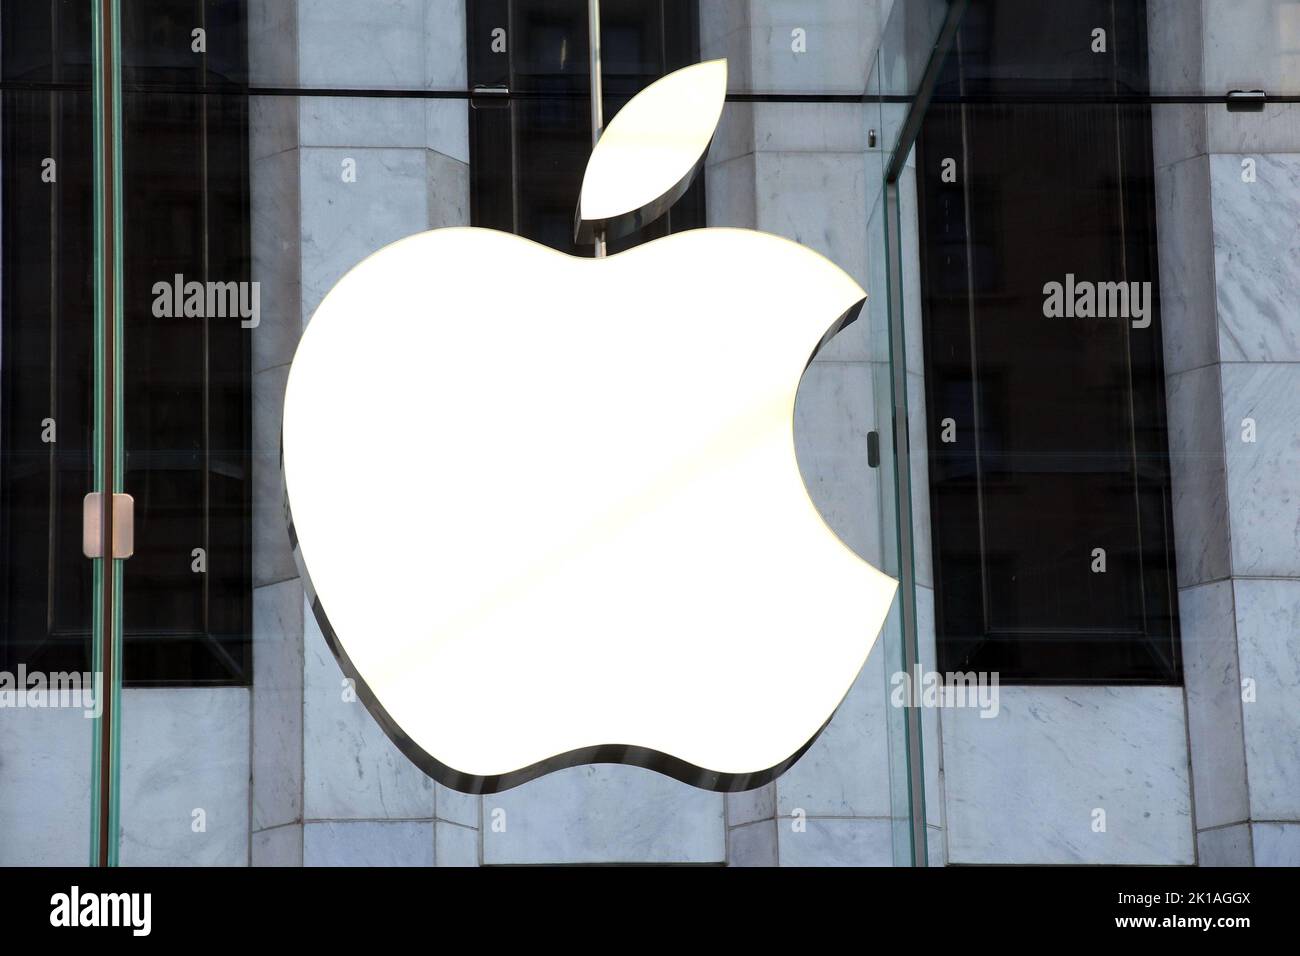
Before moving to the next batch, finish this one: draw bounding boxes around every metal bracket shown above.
[1226,89,1267,113]
[469,84,510,109]
[82,492,135,559]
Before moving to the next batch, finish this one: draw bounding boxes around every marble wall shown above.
[247,0,305,868]
[0,689,250,866]
[943,688,1193,865]
[247,0,481,867]
[1148,0,1300,866]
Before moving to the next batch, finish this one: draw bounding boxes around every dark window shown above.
[0,1,95,679]
[467,0,703,252]
[0,0,252,685]
[914,0,1180,683]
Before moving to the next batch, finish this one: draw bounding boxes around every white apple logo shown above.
[282,60,897,794]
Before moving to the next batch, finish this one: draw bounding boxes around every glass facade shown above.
[1,0,1298,871]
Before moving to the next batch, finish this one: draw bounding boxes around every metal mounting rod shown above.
[587,0,606,257]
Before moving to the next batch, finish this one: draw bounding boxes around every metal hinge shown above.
[82,492,135,559]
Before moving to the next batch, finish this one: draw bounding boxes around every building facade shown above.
[0,0,1297,867]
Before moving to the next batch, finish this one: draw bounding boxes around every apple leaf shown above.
[575,59,727,244]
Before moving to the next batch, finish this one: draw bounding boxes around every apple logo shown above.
[282,59,897,794]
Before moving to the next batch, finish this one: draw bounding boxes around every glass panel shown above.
[0,0,958,871]
[112,0,252,867]
[875,0,952,163]
[0,0,104,866]
[55,0,970,868]
[12,0,1300,874]
[869,0,960,869]
[865,35,918,867]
